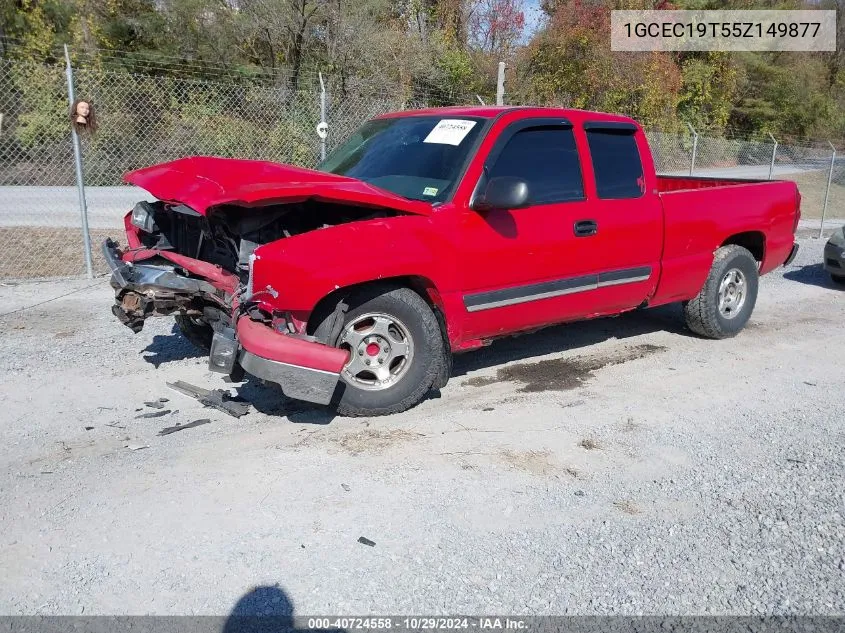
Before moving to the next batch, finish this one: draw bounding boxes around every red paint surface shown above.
[123,106,800,354]
[124,156,432,216]
[237,317,349,373]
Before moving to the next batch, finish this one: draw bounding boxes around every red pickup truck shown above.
[104,106,800,416]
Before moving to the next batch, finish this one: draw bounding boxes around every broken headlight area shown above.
[130,201,158,233]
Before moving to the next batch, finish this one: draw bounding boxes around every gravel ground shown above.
[0,237,842,617]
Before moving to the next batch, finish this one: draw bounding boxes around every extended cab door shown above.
[575,121,663,312]
[457,117,663,341]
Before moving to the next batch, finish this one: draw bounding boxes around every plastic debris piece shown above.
[157,419,211,436]
[135,409,172,419]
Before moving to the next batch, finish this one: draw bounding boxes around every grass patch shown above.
[0,227,117,280]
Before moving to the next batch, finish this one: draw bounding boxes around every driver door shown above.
[458,120,606,340]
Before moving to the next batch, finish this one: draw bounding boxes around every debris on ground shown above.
[143,398,169,409]
[167,381,250,418]
[83,426,94,431]
[341,483,351,491]
[125,443,149,451]
[357,536,376,547]
[578,438,600,450]
[135,409,173,419]
[157,419,211,436]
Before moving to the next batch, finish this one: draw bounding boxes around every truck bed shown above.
[650,177,800,307]
[656,175,772,192]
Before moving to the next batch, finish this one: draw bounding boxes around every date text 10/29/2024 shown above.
[306,618,528,630]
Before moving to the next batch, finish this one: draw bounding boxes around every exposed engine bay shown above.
[108,199,396,334]
[136,199,395,275]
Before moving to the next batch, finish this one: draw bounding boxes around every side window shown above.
[585,128,645,199]
[487,126,584,205]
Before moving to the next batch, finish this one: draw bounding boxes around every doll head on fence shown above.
[70,99,97,134]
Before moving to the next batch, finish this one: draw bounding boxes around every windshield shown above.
[319,116,485,202]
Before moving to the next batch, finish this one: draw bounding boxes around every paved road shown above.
[0,161,834,229]
[0,186,152,229]
[663,163,823,179]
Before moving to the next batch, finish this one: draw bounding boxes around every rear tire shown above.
[683,245,759,339]
[313,285,447,417]
[831,274,845,285]
[174,314,214,351]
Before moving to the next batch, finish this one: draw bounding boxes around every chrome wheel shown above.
[338,313,414,391]
[718,268,747,319]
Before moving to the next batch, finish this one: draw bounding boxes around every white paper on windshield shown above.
[423,119,477,146]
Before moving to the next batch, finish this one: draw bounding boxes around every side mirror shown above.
[473,177,530,212]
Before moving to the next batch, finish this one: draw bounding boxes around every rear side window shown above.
[586,129,644,199]
[488,126,584,205]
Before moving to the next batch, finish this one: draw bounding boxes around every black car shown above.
[824,225,845,284]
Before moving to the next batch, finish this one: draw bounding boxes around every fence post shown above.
[317,72,327,163]
[64,45,93,280]
[686,123,698,176]
[767,133,778,180]
[496,62,505,106]
[820,141,836,239]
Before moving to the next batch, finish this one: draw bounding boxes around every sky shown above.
[522,0,548,40]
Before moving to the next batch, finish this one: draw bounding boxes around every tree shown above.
[467,0,525,56]
[238,0,325,90]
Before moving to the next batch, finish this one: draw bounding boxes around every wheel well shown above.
[721,231,765,262]
[306,275,447,337]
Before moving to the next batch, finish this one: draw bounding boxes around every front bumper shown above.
[210,317,350,406]
[823,240,845,276]
[102,238,216,294]
[103,238,223,332]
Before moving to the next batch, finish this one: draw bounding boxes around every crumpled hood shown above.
[124,156,433,216]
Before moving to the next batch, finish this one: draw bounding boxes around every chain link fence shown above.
[1,56,842,281]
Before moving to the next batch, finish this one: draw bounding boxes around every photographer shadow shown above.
[223,585,343,633]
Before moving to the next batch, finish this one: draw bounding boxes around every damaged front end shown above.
[105,157,428,406]
[103,232,236,335]
[104,201,357,405]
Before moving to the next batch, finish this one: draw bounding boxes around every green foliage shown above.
[2,0,843,156]
[677,53,737,132]
[731,53,844,139]
[9,61,68,147]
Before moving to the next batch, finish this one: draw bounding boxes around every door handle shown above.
[574,220,598,237]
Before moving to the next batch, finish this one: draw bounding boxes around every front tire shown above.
[174,314,214,351]
[831,274,845,286]
[313,285,447,417]
[683,245,759,339]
